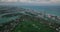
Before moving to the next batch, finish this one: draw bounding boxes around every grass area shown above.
[12,15,56,32]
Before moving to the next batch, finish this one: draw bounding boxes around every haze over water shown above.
[20,6,60,16]
[0,0,60,16]
[0,0,60,24]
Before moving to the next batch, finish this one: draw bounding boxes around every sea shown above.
[20,6,60,16]
[0,5,60,24]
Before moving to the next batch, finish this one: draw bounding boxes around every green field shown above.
[12,15,56,32]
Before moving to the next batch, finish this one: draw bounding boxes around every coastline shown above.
[0,6,60,32]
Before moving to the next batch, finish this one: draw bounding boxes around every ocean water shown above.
[20,6,60,16]
[0,6,60,23]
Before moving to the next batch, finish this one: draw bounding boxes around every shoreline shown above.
[24,7,60,16]
[0,7,60,24]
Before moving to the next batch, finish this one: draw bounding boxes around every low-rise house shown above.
[47,14,58,20]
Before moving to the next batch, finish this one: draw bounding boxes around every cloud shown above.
[16,0,60,4]
[0,0,17,2]
[0,0,60,4]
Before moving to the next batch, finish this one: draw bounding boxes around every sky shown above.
[0,0,60,6]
